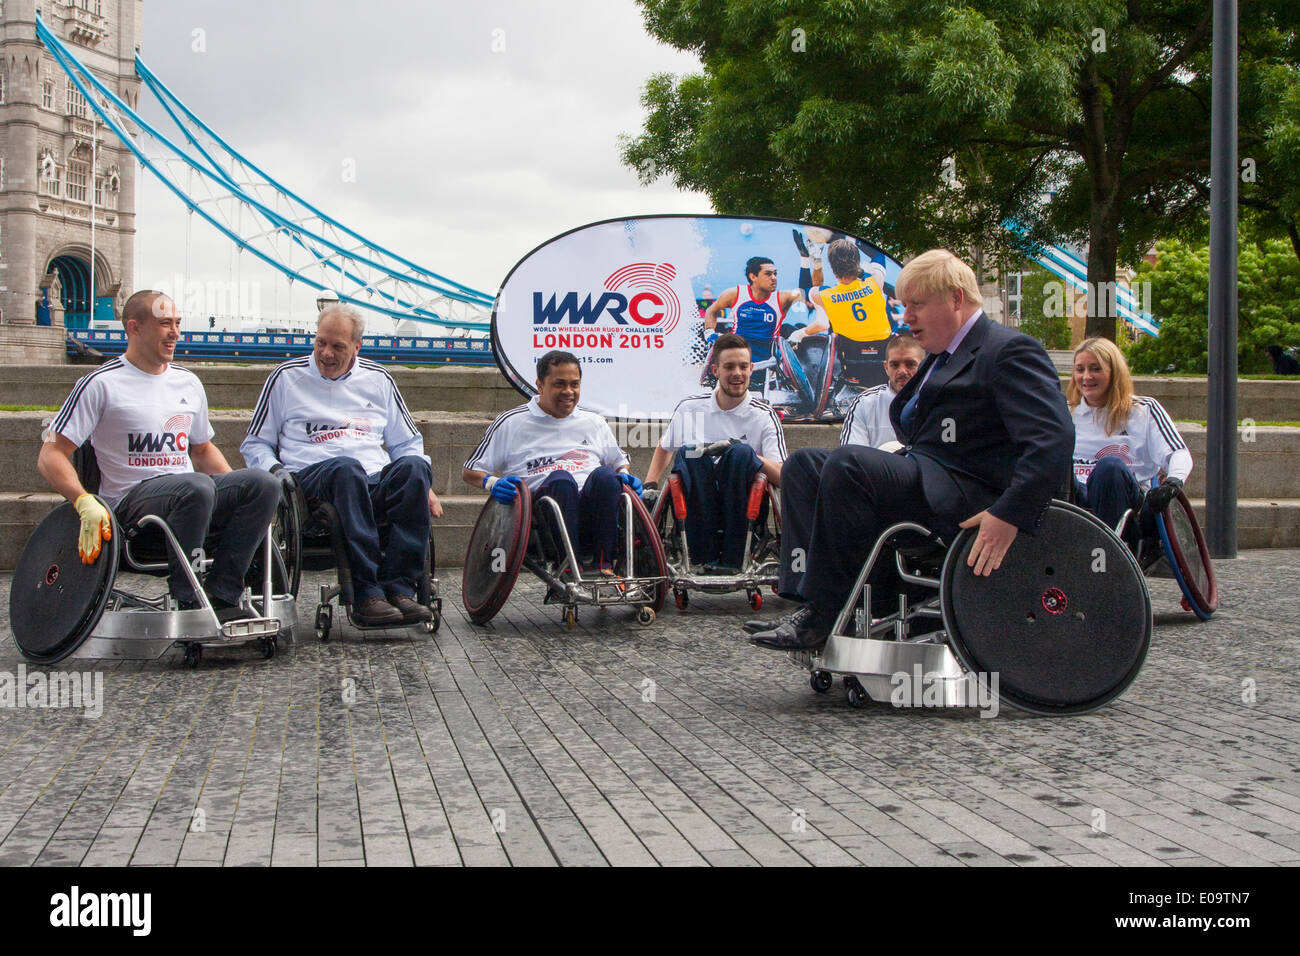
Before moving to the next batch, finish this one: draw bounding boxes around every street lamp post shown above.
[1206,0,1238,558]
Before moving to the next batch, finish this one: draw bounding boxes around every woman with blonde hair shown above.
[1069,337,1192,540]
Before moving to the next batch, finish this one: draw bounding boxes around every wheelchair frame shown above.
[793,500,1153,715]
[650,469,781,611]
[275,486,442,643]
[524,487,666,628]
[462,483,666,629]
[13,497,297,668]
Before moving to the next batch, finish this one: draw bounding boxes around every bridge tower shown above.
[0,0,141,363]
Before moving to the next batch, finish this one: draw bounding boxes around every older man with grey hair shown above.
[241,303,442,626]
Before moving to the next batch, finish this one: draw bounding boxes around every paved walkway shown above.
[1,552,1298,867]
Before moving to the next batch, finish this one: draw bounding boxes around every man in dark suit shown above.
[748,249,1073,650]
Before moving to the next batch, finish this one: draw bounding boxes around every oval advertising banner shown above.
[492,214,905,422]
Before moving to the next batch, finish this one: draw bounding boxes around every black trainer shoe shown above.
[178,595,252,624]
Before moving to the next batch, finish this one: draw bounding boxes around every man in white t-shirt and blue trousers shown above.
[644,333,786,573]
[37,291,282,621]
[462,351,640,576]
[241,303,441,627]
[837,334,925,449]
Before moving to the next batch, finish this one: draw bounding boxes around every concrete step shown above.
[0,492,1294,572]
[0,364,522,415]
[1,411,1296,500]
[5,363,1299,422]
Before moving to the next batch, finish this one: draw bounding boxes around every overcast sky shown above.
[133,0,708,328]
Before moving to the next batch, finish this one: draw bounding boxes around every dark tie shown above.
[899,350,951,437]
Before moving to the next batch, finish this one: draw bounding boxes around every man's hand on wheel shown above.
[1145,476,1183,512]
[74,493,112,564]
[619,472,644,497]
[642,481,659,508]
[270,462,297,495]
[428,489,444,519]
[485,475,523,504]
[959,510,1018,577]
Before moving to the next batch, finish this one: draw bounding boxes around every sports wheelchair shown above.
[275,479,442,642]
[649,451,781,611]
[794,500,1152,716]
[462,482,666,629]
[10,451,298,668]
[1115,488,1218,620]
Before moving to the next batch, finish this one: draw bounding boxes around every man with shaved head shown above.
[37,290,282,620]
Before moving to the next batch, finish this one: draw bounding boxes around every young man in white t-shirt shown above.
[644,333,786,572]
[241,304,442,627]
[838,334,924,448]
[36,291,282,621]
[462,351,639,575]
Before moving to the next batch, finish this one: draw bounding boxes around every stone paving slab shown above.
[0,551,1298,867]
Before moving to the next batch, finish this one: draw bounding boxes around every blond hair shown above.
[1068,337,1135,435]
[895,249,982,307]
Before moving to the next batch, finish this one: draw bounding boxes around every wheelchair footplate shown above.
[652,472,782,612]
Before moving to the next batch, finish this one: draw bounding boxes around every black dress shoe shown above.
[354,595,404,627]
[387,592,433,624]
[751,606,834,651]
[742,604,813,635]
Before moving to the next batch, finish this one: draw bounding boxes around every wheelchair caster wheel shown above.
[845,677,869,708]
[810,670,833,694]
[771,584,779,595]
[182,644,202,669]
[563,607,577,629]
[749,590,763,611]
[636,606,655,627]
[429,605,442,633]
[260,638,276,659]
[315,606,332,642]
[674,589,688,610]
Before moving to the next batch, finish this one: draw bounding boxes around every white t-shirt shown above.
[839,383,897,448]
[658,390,786,461]
[51,356,215,505]
[464,398,630,492]
[241,355,426,476]
[1072,396,1192,487]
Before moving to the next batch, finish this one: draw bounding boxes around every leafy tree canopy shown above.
[623,0,1300,340]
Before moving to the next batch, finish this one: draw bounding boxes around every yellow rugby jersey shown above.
[820,277,890,341]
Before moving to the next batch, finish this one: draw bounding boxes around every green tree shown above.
[1240,61,1300,259]
[622,0,1300,341]
[1125,238,1300,373]
[1017,265,1072,349]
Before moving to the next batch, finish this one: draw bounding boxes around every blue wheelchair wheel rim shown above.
[1155,491,1217,620]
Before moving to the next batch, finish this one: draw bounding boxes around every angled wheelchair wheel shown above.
[1155,490,1218,620]
[246,484,302,598]
[814,334,838,418]
[775,336,816,411]
[621,487,668,613]
[940,500,1151,716]
[462,484,532,625]
[10,501,120,664]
